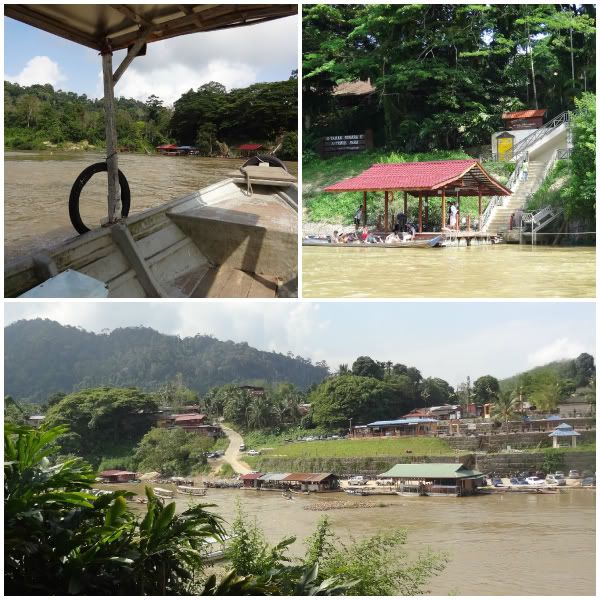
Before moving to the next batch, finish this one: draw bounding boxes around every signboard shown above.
[319,130,373,157]
[496,132,514,162]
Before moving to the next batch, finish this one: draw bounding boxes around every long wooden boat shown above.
[6,172,297,298]
[153,487,175,499]
[177,485,207,496]
[302,235,443,248]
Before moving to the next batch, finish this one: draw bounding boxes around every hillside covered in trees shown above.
[4,74,297,158]
[4,319,329,402]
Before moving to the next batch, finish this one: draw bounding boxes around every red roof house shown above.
[237,143,263,151]
[501,109,547,130]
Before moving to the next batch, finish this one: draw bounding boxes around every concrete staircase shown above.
[485,161,545,234]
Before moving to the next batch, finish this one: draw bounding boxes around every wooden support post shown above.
[424,193,429,229]
[441,189,446,229]
[101,48,121,224]
[384,191,389,232]
[467,214,471,231]
[363,191,367,226]
[456,194,460,231]
[418,192,423,233]
[478,189,482,231]
[403,191,408,215]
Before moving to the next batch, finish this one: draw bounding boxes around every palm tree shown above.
[491,390,519,427]
[245,395,274,430]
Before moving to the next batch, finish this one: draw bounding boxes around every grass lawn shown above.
[258,436,455,459]
[303,150,513,225]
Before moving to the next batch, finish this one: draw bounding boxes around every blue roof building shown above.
[548,422,581,448]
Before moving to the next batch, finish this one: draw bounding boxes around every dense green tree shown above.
[309,374,409,428]
[133,427,212,476]
[420,377,455,407]
[351,356,384,379]
[491,389,519,426]
[574,352,596,387]
[43,387,159,462]
[472,375,500,405]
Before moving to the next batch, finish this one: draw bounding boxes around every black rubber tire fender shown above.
[68,162,131,234]
[242,154,289,172]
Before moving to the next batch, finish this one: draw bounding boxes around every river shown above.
[302,245,596,298]
[108,485,595,595]
[4,151,298,263]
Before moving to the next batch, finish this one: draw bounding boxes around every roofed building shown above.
[548,423,581,448]
[99,470,137,483]
[380,463,484,496]
[282,472,339,492]
[324,159,510,233]
[354,417,438,438]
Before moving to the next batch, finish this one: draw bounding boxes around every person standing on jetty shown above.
[354,205,363,229]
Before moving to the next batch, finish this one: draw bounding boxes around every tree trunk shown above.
[569,27,575,89]
[527,22,538,109]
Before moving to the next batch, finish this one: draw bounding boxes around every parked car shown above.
[525,476,546,486]
[492,477,504,487]
[246,449,261,456]
[546,474,566,486]
[348,475,368,485]
[207,452,218,459]
[581,476,596,487]
[568,469,581,479]
[239,443,246,451]
[554,471,566,479]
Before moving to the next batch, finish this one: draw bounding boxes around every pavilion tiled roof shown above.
[502,109,547,119]
[238,143,263,151]
[323,159,511,196]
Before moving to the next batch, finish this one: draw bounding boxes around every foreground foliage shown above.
[4,424,359,595]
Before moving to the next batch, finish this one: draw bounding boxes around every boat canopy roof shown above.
[324,159,511,197]
[5,4,298,51]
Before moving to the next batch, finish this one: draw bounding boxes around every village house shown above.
[240,472,339,492]
[353,417,438,438]
[158,412,223,439]
[380,463,484,497]
[99,470,137,483]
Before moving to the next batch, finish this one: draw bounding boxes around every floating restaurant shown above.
[380,463,485,497]
[324,159,511,236]
[240,472,339,492]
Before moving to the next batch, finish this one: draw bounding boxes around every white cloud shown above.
[114,60,258,104]
[527,338,587,366]
[5,55,66,87]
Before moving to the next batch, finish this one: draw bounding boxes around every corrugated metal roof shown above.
[380,463,483,479]
[258,473,290,482]
[174,413,206,422]
[502,109,547,119]
[549,423,580,437]
[324,160,511,196]
[282,473,335,483]
[333,79,375,96]
[240,473,263,480]
[100,470,137,477]
[238,143,263,151]
[368,418,438,427]
[5,5,298,52]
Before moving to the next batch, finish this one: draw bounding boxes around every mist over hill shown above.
[4,319,329,402]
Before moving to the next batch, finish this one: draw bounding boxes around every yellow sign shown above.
[497,136,514,161]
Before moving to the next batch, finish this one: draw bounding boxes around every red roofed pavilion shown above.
[324,159,511,232]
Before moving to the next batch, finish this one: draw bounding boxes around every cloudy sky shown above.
[4,301,595,386]
[4,14,297,104]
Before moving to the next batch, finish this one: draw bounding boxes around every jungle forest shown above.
[4,74,298,159]
[303,4,595,151]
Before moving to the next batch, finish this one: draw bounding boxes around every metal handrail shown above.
[511,111,571,159]
[480,155,525,230]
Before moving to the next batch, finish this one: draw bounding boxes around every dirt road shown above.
[222,426,252,474]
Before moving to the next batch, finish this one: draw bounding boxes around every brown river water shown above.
[104,485,595,595]
[4,151,298,263]
[303,245,596,298]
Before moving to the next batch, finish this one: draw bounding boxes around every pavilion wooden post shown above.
[418,192,423,233]
[467,215,471,230]
[362,191,367,226]
[403,191,408,215]
[384,191,389,232]
[424,193,429,229]
[456,193,460,231]
[478,188,482,231]
[101,46,121,223]
[441,189,446,229]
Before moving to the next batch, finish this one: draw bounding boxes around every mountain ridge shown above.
[4,319,329,402]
